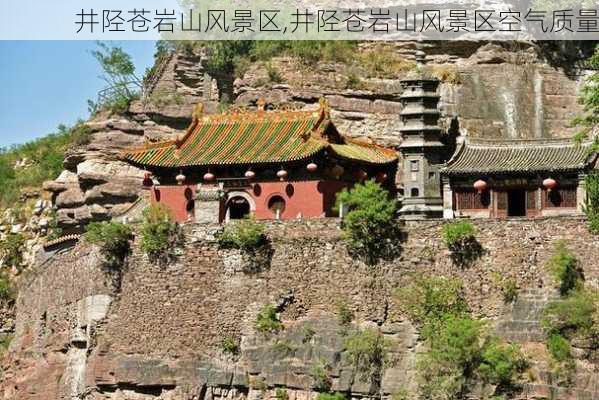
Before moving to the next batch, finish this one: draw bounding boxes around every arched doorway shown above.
[227,196,251,220]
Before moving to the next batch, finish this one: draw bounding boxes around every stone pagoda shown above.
[397,50,446,219]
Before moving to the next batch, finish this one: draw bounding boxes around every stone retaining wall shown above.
[2,217,598,400]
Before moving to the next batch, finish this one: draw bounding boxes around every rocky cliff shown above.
[1,218,598,400]
[1,41,597,400]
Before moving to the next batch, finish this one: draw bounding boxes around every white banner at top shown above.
[2,0,599,40]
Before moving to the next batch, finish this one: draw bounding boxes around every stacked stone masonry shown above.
[2,218,598,399]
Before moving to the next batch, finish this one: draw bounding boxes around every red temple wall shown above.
[150,185,195,222]
[248,180,349,220]
[149,180,350,223]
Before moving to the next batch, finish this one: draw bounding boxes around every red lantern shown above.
[143,172,153,187]
[543,177,557,192]
[354,169,368,181]
[203,171,215,182]
[375,172,388,183]
[473,179,487,194]
[277,168,288,181]
[176,171,186,185]
[331,164,345,179]
[306,162,318,172]
[245,170,256,179]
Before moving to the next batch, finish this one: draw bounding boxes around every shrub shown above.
[344,328,390,386]
[441,220,475,247]
[345,73,362,89]
[542,288,597,341]
[546,241,583,295]
[584,172,599,234]
[310,360,332,391]
[316,393,346,400]
[265,62,282,83]
[502,278,519,303]
[140,204,181,264]
[418,315,483,399]
[217,217,267,252]
[222,336,239,355]
[395,276,468,333]
[428,65,462,84]
[337,301,353,326]
[0,233,25,268]
[478,339,528,387]
[441,221,484,267]
[0,334,13,356]
[85,221,133,269]
[0,275,13,301]
[546,333,572,362]
[316,392,346,400]
[358,44,415,78]
[275,388,289,400]
[336,180,401,265]
[398,277,528,398]
[255,304,283,333]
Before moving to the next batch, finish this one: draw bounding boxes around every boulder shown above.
[77,159,145,185]
[55,188,85,208]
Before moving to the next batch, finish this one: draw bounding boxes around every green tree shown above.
[344,328,390,387]
[88,42,141,114]
[336,180,400,265]
[572,45,599,153]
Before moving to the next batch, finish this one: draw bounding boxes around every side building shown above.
[442,137,598,219]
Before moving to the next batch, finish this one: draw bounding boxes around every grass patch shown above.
[256,304,283,333]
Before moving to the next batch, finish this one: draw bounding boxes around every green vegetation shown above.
[356,44,415,78]
[546,333,572,362]
[221,336,240,355]
[584,172,599,234]
[344,328,390,387]
[316,393,346,400]
[217,217,271,273]
[478,339,528,386]
[0,274,14,301]
[501,278,519,303]
[396,276,527,399]
[336,180,401,265]
[336,301,353,326]
[140,204,181,264]
[0,123,91,207]
[255,304,283,333]
[541,241,598,373]
[546,241,583,295]
[0,334,13,356]
[85,221,133,269]
[571,45,599,155]
[265,62,283,83]
[275,388,289,400]
[542,289,598,348]
[87,42,142,115]
[395,276,468,335]
[217,217,267,252]
[441,221,484,267]
[0,233,25,269]
[310,360,332,391]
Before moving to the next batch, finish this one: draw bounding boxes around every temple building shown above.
[441,137,598,219]
[123,99,397,223]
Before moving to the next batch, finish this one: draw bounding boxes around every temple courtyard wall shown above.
[2,217,599,399]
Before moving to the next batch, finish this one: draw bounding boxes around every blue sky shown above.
[0,41,156,148]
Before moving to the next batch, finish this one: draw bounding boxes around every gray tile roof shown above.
[443,137,596,175]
